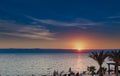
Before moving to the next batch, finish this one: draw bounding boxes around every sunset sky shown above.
[0,0,120,49]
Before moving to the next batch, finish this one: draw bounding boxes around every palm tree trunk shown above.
[115,64,118,76]
[99,65,103,76]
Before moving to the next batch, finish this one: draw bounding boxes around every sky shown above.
[0,0,120,49]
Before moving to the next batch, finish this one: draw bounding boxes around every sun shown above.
[77,48,81,51]
[73,41,85,52]
[75,48,83,52]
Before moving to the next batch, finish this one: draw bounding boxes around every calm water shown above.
[0,53,109,76]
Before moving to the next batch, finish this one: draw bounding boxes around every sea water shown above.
[0,53,110,76]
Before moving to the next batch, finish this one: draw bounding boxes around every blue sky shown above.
[0,0,120,49]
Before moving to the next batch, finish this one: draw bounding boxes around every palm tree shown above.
[108,50,120,76]
[89,51,108,76]
[101,67,107,74]
[87,66,96,76]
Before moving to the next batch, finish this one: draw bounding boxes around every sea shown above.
[0,49,115,76]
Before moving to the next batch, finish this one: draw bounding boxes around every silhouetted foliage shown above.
[108,50,120,76]
[87,66,96,76]
[89,51,108,76]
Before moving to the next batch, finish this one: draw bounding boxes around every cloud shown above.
[27,16,100,29]
[107,16,120,19]
[0,20,56,40]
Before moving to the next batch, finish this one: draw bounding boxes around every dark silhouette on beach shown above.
[89,51,108,76]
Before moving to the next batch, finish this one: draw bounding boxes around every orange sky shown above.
[0,34,120,49]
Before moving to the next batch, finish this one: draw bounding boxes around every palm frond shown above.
[89,51,108,65]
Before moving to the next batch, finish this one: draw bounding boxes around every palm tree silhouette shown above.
[108,50,120,76]
[87,66,96,76]
[89,51,108,76]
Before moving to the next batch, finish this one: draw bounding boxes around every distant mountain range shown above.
[0,49,119,53]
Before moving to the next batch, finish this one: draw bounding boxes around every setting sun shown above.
[73,41,85,50]
[77,48,81,51]
[77,47,84,52]
[72,41,85,52]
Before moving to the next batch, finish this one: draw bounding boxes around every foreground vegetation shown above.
[53,50,120,76]
[89,50,120,76]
